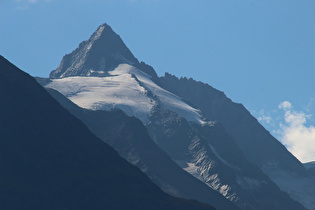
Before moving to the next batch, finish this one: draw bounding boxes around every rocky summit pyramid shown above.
[50,23,137,78]
[50,23,156,78]
[44,23,315,210]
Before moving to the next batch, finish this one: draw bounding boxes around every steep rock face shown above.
[158,73,315,209]
[158,73,306,173]
[46,88,240,210]
[49,23,157,78]
[0,55,214,210]
[146,107,306,210]
[50,23,137,78]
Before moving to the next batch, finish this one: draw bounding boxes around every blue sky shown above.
[1,0,315,162]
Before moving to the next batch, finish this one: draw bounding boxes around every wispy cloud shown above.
[278,101,315,163]
[257,109,272,124]
[279,101,293,110]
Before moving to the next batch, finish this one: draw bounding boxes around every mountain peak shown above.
[49,23,139,78]
[91,23,113,40]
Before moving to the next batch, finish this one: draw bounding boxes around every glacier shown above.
[47,64,205,125]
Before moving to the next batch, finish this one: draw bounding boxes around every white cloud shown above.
[278,101,315,163]
[257,109,272,124]
[278,101,292,110]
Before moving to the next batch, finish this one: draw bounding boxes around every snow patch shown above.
[47,64,205,125]
[108,64,205,124]
[176,161,204,182]
[46,73,155,123]
[175,160,238,202]
[94,25,105,39]
[117,65,205,124]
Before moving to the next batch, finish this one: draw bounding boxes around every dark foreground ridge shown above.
[0,55,214,210]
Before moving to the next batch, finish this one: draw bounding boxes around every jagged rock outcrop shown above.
[50,23,157,78]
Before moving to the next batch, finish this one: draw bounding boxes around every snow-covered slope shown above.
[47,64,204,124]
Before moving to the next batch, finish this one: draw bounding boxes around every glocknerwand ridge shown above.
[41,23,315,210]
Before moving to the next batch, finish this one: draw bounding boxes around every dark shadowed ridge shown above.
[158,73,307,174]
[0,55,214,210]
[158,73,313,209]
